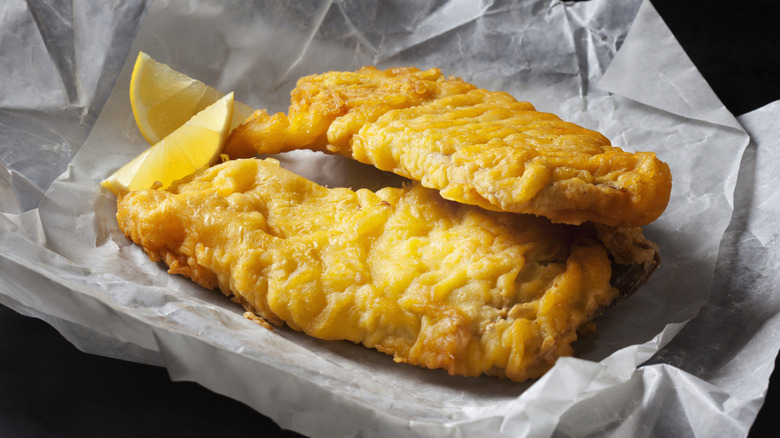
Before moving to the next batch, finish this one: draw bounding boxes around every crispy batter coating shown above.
[225,66,671,227]
[117,158,658,381]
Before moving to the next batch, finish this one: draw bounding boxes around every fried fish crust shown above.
[225,66,671,227]
[116,158,658,382]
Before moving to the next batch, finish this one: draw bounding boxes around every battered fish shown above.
[225,66,671,227]
[117,158,658,382]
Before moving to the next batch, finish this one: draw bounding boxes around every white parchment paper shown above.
[1,0,777,436]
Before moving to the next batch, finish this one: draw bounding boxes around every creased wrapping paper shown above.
[1,0,777,436]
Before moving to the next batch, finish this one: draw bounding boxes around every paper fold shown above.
[599,0,741,131]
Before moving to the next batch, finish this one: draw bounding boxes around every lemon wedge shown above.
[129,51,254,144]
[102,92,235,196]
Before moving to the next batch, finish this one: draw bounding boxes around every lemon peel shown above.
[129,51,253,144]
[102,92,235,196]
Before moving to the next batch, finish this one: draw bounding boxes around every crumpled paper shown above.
[1,0,777,436]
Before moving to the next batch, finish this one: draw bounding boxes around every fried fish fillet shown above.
[225,66,672,227]
[117,158,658,382]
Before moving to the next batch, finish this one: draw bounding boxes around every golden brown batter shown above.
[225,66,671,227]
[116,158,658,381]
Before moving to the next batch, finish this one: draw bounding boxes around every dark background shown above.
[2,1,779,436]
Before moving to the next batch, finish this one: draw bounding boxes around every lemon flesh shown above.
[130,51,253,144]
[102,93,235,197]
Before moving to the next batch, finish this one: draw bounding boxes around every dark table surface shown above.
[2,1,779,437]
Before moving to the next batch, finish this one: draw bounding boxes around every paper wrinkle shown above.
[646,101,780,412]
[598,0,742,131]
[0,0,148,202]
[0,209,45,247]
[0,164,22,214]
[26,0,80,107]
[557,0,636,100]
[372,0,493,62]
[274,0,335,89]
[1,160,46,214]
[1,0,778,436]
[333,4,380,56]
